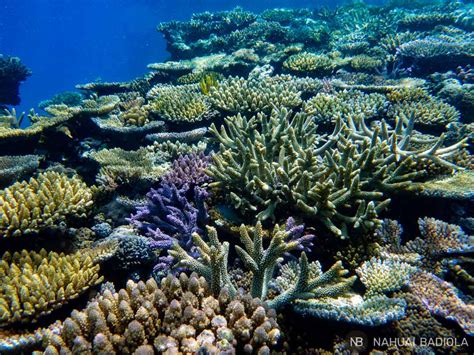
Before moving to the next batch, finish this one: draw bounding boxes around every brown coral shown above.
[42,273,280,354]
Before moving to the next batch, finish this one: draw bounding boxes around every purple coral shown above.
[128,183,209,272]
[161,152,212,188]
[284,217,315,256]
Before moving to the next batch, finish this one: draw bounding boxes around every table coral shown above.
[0,171,93,237]
[409,271,474,335]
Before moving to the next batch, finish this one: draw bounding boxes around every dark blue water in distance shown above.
[1,0,383,115]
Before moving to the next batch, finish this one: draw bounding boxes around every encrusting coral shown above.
[0,249,104,326]
[0,171,94,238]
[41,273,281,354]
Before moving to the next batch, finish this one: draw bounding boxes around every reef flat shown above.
[0,1,473,353]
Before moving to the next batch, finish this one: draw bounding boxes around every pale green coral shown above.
[208,75,302,113]
[283,52,336,74]
[209,108,463,237]
[303,90,387,124]
[147,84,216,122]
[356,257,415,297]
[170,224,355,311]
[89,147,170,186]
[387,98,460,127]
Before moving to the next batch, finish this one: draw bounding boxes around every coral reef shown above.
[1,1,473,353]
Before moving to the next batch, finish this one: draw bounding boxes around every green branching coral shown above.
[283,53,336,75]
[208,75,302,113]
[170,223,355,311]
[356,257,415,297]
[147,84,216,122]
[0,171,93,237]
[169,225,237,297]
[208,108,465,237]
[269,253,356,310]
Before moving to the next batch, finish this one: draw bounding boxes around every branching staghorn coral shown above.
[0,249,104,326]
[170,221,356,313]
[208,107,466,237]
[41,273,280,353]
[0,171,93,238]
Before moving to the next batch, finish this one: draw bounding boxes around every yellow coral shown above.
[147,84,215,122]
[0,249,103,326]
[0,171,93,237]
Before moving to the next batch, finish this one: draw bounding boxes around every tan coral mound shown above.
[42,273,280,354]
[0,249,103,326]
[0,171,93,237]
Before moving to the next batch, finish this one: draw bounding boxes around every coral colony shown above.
[0,1,473,353]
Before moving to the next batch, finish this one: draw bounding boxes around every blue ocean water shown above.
[0,0,385,115]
